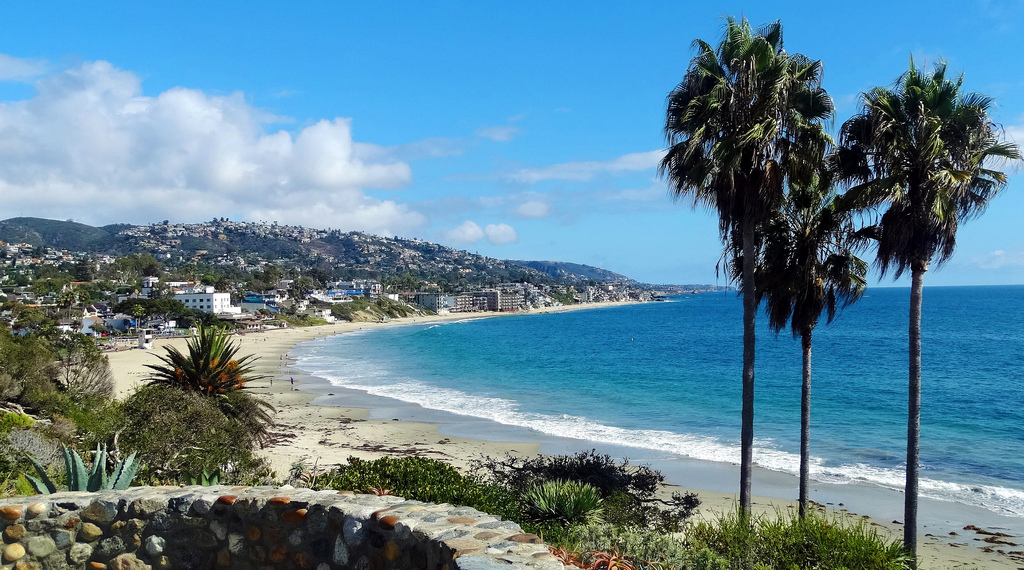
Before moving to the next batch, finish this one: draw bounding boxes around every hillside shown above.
[508,260,635,284]
[0,217,635,287]
[0,217,122,251]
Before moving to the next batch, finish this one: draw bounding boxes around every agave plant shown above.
[27,444,140,494]
[588,549,638,570]
[184,468,222,486]
[145,324,264,395]
[524,479,604,526]
[548,546,586,569]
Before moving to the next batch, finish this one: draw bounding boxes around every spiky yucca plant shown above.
[524,479,604,526]
[145,325,275,446]
[145,325,263,395]
[27,444,140,494]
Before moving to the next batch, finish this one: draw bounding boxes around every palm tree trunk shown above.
[904,265,925,565]
[739,220,756,516]
[799,330,812,519]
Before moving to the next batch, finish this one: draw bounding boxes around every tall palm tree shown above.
[834,60,1020,563]
[660,16,832,514]
[756,176,867,519]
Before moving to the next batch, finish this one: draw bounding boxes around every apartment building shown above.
[174,286,240,314]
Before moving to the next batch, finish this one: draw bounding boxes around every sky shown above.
[1,2,1023,286]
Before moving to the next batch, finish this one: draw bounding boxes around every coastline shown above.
[106,301,1022,569]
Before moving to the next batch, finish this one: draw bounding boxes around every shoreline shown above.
[106,301,1023,569]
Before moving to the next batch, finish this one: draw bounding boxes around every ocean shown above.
[290,285,1024,524]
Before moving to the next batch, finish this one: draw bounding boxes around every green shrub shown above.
[108,385,272,484]
[20,391,116,446]
[566,523,728,570]
[0,413,34,435]
[331,297,371,321]
[524,479,603,526]
[318,456,520,521]
[687,509,909,570]
[475,450,699,532]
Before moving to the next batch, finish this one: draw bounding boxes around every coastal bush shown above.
[111,385,272,483]
[564,523,728,570]
[524,479,604,526]
[0,412,34,435]
[317,456,521,521]
[331,297,371,321]
[373,297,415,319]
[475,450,699,532]
[21,391,115,445]
[0,330,57,402]
[0,427,61,498]
[687,509,909,570]
[48,331,115,399]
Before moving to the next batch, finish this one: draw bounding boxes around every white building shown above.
[175,286,240,314]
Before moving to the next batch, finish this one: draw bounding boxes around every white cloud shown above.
[476,125,522,142]
[514,200,551,218]
[0,54,47,81]
[446,221,485,243]
[0,60,429,236]
[443,221,518,245]
[355,137,464,162]
[972,249,1024,269]
[484,223,518,244]
[507,150,665,183]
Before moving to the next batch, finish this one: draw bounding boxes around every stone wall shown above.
[0,486,563,570]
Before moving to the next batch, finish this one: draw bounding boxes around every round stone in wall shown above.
[3,543,26,562]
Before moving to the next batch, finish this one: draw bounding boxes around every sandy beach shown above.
[106,304,1022,569]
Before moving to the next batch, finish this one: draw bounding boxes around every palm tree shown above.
[660,16,832,514]
[834,59,1020,562]
[756,176,868,518]
[145,324,274,445]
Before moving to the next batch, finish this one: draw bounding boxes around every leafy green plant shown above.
[475,450,698,532]
[26,444,140,494]
[0,412,34,435]
[184,468,222,486]
[145,324,264,395]
[524,479,603,526]
[566,524,728,570]
[687,508,909,570]
[144,325,274,444]
[318,456,520,521]
[110,385,271,483]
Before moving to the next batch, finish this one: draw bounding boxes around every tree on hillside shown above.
[659,17,832,514]
[47,331,115,399]
[755,176,867,518]
[834,59,1020,562]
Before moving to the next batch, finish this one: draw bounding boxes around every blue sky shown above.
[1,2,1022,285]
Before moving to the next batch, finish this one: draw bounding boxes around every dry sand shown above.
[106,305,1020,569]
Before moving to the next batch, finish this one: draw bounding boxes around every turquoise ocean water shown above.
[291,285,1024,520]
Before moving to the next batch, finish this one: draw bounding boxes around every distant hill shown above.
[508,260,634,284]
[0,217,639,287]
[0,217,125,251]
